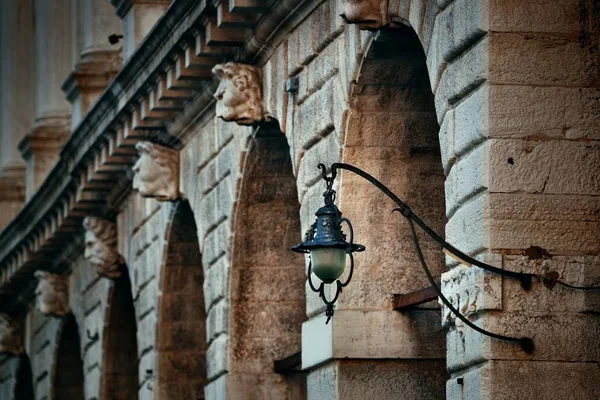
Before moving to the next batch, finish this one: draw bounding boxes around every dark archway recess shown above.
[341,25,447,307]
[229,122,306,396]
[13,354,34,400]
[334,26,448,398]
[101,267,139,400]
[52,313,85,400]
[157,200,207,399]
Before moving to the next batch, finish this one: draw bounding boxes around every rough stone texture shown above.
[1,1,600,400]
[307,359,447,400]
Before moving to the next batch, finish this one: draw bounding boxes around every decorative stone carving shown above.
[132,141,180,201]
[0,313,23,355]
[83,217,123,279]
[339,0,390,30]
[34,271,69,317]
[212,62,265,126]
[439,265,502,328]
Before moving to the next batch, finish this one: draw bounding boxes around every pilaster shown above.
[111,0,171,60]
[19,122,70,199]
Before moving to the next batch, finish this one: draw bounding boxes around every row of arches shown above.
[6,25,448,400]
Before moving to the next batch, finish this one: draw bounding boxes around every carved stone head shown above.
[132,141,180,201]
[212,62,265,126]
[83,217,123,279]
[340,0,390,30]
[0,314,22,355]
[34,271,69,317]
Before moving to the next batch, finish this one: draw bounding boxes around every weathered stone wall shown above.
[0,0,599,399]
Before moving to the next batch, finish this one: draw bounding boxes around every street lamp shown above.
[291,174,364,323]
[293,163,596,353]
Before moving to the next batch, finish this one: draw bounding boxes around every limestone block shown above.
[295,78,336,149]
[307,363,338,400]
[454,84,488,155]
[449,311,600,372]
[34,271,69,317]
[489,0,581,33]
[212,62,266,126]
[137,311,157,355]
[204,257,230,312]
[302,310,445,370]
[307,359,446,400]
[435,36,488,122]
[307,42,338,97]
[202,220,230,267]
[206,299,229,344]
[439,265,502,328]
[297,133,341,199]
[489,139,600,195]
[487,192,600,254]
[449,360,600,400]
[489,33,598,87]
[226,373,305,400]
[0,314,22,355]
[435,0,487,63]
[445,194,486,255]
[445,142,488,215]
[502,255,600,313]
[83,217,124,279]
[207,334,228,380]
[439,108,455,174]
[488,85,600,140]
[132,141,181,202]
[408,0,425,33]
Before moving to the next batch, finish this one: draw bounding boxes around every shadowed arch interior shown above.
[333,26,448,398]
[156,200,206,399]
[229,122,306,396]
[100,267,139,400]
[52,313,85,400]
[340,26,447,308]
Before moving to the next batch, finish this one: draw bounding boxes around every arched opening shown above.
[13,354,34,400]
[229,122,306,396]
[333,26,447,397]
[100,267,139,400]
[52,313,85,400]
[156,200,206,399]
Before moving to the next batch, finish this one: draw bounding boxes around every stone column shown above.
[62,0,122,129]
[111,0,171,60]
[19,0,73,199]
[0,0,35,229]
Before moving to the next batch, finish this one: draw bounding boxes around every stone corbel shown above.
[34,271,70,317]
[132,141,181,201]
[83,217,124,279]
[0,313,23,355]
[339,0,391,30]
[212,62,267,126]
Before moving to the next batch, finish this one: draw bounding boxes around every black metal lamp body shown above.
[292,171,364,323]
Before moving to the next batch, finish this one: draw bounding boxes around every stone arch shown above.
[13,354,34,400]
[51,313,85,400]
[228,122,306,396]
[100,267,139,400]
[339,26,446,308]
[321,25,447,397]
[156,200,207,399]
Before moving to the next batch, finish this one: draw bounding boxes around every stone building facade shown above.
[0,0,599,399]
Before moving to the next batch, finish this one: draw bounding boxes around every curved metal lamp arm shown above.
[326,163,534,288]
[406,217,533,353]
